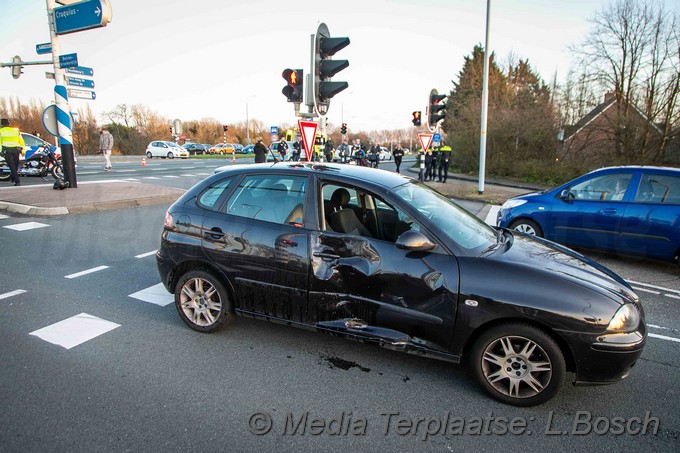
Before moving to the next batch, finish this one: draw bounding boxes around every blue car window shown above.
[570,173,632,201]
[635,173,680,204]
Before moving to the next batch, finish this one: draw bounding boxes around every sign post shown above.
[417,133,433,182]
[298,120,318,162]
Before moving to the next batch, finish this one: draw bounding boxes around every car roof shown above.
[212,162,412,189]
[588,165,680,175]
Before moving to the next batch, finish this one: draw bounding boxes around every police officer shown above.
[0,118,25,186]
[424,149,433,181]
[438,140,452,183]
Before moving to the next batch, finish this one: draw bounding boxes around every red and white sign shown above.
[298,119,318,161]
[418,133,434,153]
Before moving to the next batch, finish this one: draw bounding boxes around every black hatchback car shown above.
[157,163,646,406]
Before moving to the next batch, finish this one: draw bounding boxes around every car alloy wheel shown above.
[146,151,153,159]
[175,269,234,332]
[471,323,565,406]
[167,152,175,159]
[509,219,543,237]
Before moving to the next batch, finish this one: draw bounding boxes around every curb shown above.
[0,201,69,216]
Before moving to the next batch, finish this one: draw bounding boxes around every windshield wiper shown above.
[479,229,505,256]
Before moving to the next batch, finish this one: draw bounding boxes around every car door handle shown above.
[599,209,618,215]
[204,227,225,239]
[313,251,340,260]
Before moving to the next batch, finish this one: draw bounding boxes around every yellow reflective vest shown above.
[0,126,25,149]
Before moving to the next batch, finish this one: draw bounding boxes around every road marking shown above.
[135,250,157,258]
[665,294,680,300]
[195,173,211,176]
[163,175,179,178]
[123,178,140,181]
[627,280,680,296]
[30,313,121,350]
[0,289,26,300]
[76,171,97,175]
[0,214,9,219]
[128,283,173,306]
[649,333,680,344]
[180,174,196,177]
[64,265,109,279]
[143,176,161,180]
[3,222,50,231]
[631,286,661,295]
[649,324,676,331]
[180,166,196,169]
[484,205,501,226]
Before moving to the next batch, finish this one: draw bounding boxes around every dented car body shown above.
[157,163,646,406]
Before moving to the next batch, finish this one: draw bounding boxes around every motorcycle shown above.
[0,144,64,182]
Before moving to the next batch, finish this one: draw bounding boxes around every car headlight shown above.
[501,199,528,210]
[606,304,640,333]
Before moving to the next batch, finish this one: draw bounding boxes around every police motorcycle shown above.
[0,141,64,182]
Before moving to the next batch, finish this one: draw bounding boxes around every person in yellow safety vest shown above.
[0,118,26,186]
[437,140,452,183]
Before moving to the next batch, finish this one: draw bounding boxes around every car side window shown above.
[635,173,680,204]
[226,175,307,226]
[197,178,233,210]
[569,173,632,201]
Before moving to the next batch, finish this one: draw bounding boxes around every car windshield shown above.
[393,181,498,253]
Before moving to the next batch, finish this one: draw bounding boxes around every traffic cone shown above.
[231,151,236,163]
[141,157,147,166]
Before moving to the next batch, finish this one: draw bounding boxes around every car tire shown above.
[470,323,566,407]
[146,151,153,159]
[509,219,543,237]
[167,152,175,159]
[174,269,234,333]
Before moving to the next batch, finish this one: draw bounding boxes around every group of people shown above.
[422,141,453,183]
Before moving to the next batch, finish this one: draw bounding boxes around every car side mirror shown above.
[396,230,436,252]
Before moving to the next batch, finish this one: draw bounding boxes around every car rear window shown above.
[635,173,680,204]
[198,178,233,210]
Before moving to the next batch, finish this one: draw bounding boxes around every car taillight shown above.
[164,210,173,228]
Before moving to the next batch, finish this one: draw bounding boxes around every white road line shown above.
[143,176,161,180]
[0,214,9,219]
[76,171,97,175]
[135,250,157,258]
[124,178,140,181]
[0,289,27,300]
[163,175,179,178]
[665,294,680,300]
[627,280,680,296]
[648,324,675,331]
[3,222,50,231]
[649,333,680,344]
[632,286,661,295]
[484,205,501,226]
[180,174,196,177]
[180,167,196,169]
[30,313,121,350]
[195,173,211,176]
[64,265,109,279]
[128,283,173,306]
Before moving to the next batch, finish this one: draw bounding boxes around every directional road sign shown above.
[270,126,278,135]
[298,120,318,162]
[65,66,94,77]
[67,88,96,100]
[54,0,113,35]
[58,53,78,69]
[36,43,52,54]
[66,76,95,89]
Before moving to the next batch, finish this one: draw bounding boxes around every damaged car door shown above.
[309,182,460,355]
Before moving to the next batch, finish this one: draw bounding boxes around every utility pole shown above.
[478,0,491,194]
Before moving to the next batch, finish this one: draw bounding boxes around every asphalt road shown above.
[0,157,678,452]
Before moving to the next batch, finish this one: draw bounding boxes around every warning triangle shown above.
[298,120,318,161]
[418,133,434,153]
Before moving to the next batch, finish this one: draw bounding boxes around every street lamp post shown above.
[245,95,256,145]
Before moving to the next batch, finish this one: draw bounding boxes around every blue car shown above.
[498,166,680,264]
[243,144,255,154]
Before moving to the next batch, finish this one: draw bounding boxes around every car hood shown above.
[498,230,638,305]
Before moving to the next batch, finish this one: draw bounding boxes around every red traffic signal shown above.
[341,123,347,134]
[282,68,303,103]
[223,125,228,132]
[412,111,422,127]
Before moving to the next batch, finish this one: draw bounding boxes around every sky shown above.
[2,0,678,133]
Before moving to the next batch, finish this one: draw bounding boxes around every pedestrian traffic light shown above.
[11,56,23,79]
[313,23,350,116]
[412,111,422,127]
[223,125,229,132]
[282,68,303,103]
[341,123,347,134]
[428,89,447,130]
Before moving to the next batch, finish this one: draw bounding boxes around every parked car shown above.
[208,143,236,155]
[145,141,189,159]
[182,143,205,155]
[498,166,680,264]
[269,141,296,161]
[243,144,255,154]
[231,144,244,153]
[157,163,645,406]
[378,147,392,161]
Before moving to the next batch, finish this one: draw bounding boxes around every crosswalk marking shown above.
[64,265,109,279]
[128,283,173,306]
[484,206,501,226]
[3,222,50,231]
[0,289,26,300]
[29,313,121,350]
[135,250,157,258]
[0,214,10,220]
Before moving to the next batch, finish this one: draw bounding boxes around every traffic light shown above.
[412,111,422,127]
[282,68,303,103]
[11,55,23,79]
[313,23,350,116]
[223,125,229,132]
[341,123,347,134]
[428,89,447,130]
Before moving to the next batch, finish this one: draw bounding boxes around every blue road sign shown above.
[433,133,441,143]
[54,0,112,35]
[66,76,95,89]
[58,53,78,69]
[270,126,278,135]
[36,43,52,55]
[67,88,96,100]
[65,66,94,77]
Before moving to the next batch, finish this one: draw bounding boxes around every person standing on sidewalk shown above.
[99,127,114,171]
[438,140,452,182]
[393,143,404,173]
[253,138,267,163]
[0,118,26,186]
